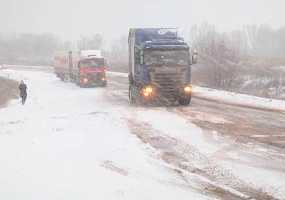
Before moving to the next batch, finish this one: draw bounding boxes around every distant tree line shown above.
[190,23,285,99]
[0,33,60,65]
[0,24,284,99]
[0,31,129,71]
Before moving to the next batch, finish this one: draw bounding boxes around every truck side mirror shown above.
[192,50,198,64]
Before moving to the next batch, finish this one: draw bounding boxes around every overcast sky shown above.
[1,0,284,40]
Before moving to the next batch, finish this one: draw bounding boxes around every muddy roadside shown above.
[171,98,285,149]
[0,77,19,108]
[126,119,279,200]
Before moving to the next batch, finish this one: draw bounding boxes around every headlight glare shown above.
[184,86,192,93]
[83,78,88,83]
[145,86,153,93]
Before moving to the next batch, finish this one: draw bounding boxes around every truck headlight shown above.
[184,86,192,93]
[83,78,88,83]
[142,86,154,97]
[145,86,153,93]
[143,92,150,97]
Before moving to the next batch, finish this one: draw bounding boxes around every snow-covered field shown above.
[1,68,285,199]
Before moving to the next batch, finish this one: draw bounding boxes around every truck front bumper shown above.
[139,84,192,102]
[80,74,107,87]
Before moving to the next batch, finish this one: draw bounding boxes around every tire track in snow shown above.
[103,71,283,199]
[126,118,279,200]
[170,106,285,173]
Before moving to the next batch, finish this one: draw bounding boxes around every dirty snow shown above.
[193,86,285,112]
[0,69,211,200]
[107,71,285,113]
[1,68,285,199]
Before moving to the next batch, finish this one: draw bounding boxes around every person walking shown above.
[19,80,27,105]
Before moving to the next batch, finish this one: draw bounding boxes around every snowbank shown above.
[193,86,285,112]
[0,64,7,70]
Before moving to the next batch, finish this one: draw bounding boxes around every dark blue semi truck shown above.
[128,28,197,105]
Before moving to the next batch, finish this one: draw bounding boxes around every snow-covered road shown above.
[1,68,285,200]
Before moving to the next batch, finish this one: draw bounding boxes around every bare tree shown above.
[105,35,128,72]
[77,34,104,50]
[190,24,243,90]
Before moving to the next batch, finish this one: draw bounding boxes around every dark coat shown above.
[19,83,27,97]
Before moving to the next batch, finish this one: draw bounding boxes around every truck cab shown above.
[128,28,197,105]
[77,57,107,87]
[70,50,107,87]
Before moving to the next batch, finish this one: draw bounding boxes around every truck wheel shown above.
[102,81,107,87]
[129,85,136,105]
[63,74,69,82]
[79,82,84,88]
[76,77,80,86]
[60,74,64,81]
[178,96,191,106]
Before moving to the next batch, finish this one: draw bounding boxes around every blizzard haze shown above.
[1,0,285,39]
[1,0,285,199]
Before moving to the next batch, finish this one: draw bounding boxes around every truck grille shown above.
[151,71,185,102]
[87,73,104,81]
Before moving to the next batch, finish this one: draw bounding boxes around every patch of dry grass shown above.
[0,77,19,108]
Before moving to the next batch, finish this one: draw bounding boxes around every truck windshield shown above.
[80,58,104,67]
[144,50,189,66]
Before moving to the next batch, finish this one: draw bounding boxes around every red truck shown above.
[54,50,107,87]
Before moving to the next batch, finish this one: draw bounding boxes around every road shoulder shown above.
[0,77,19,108]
